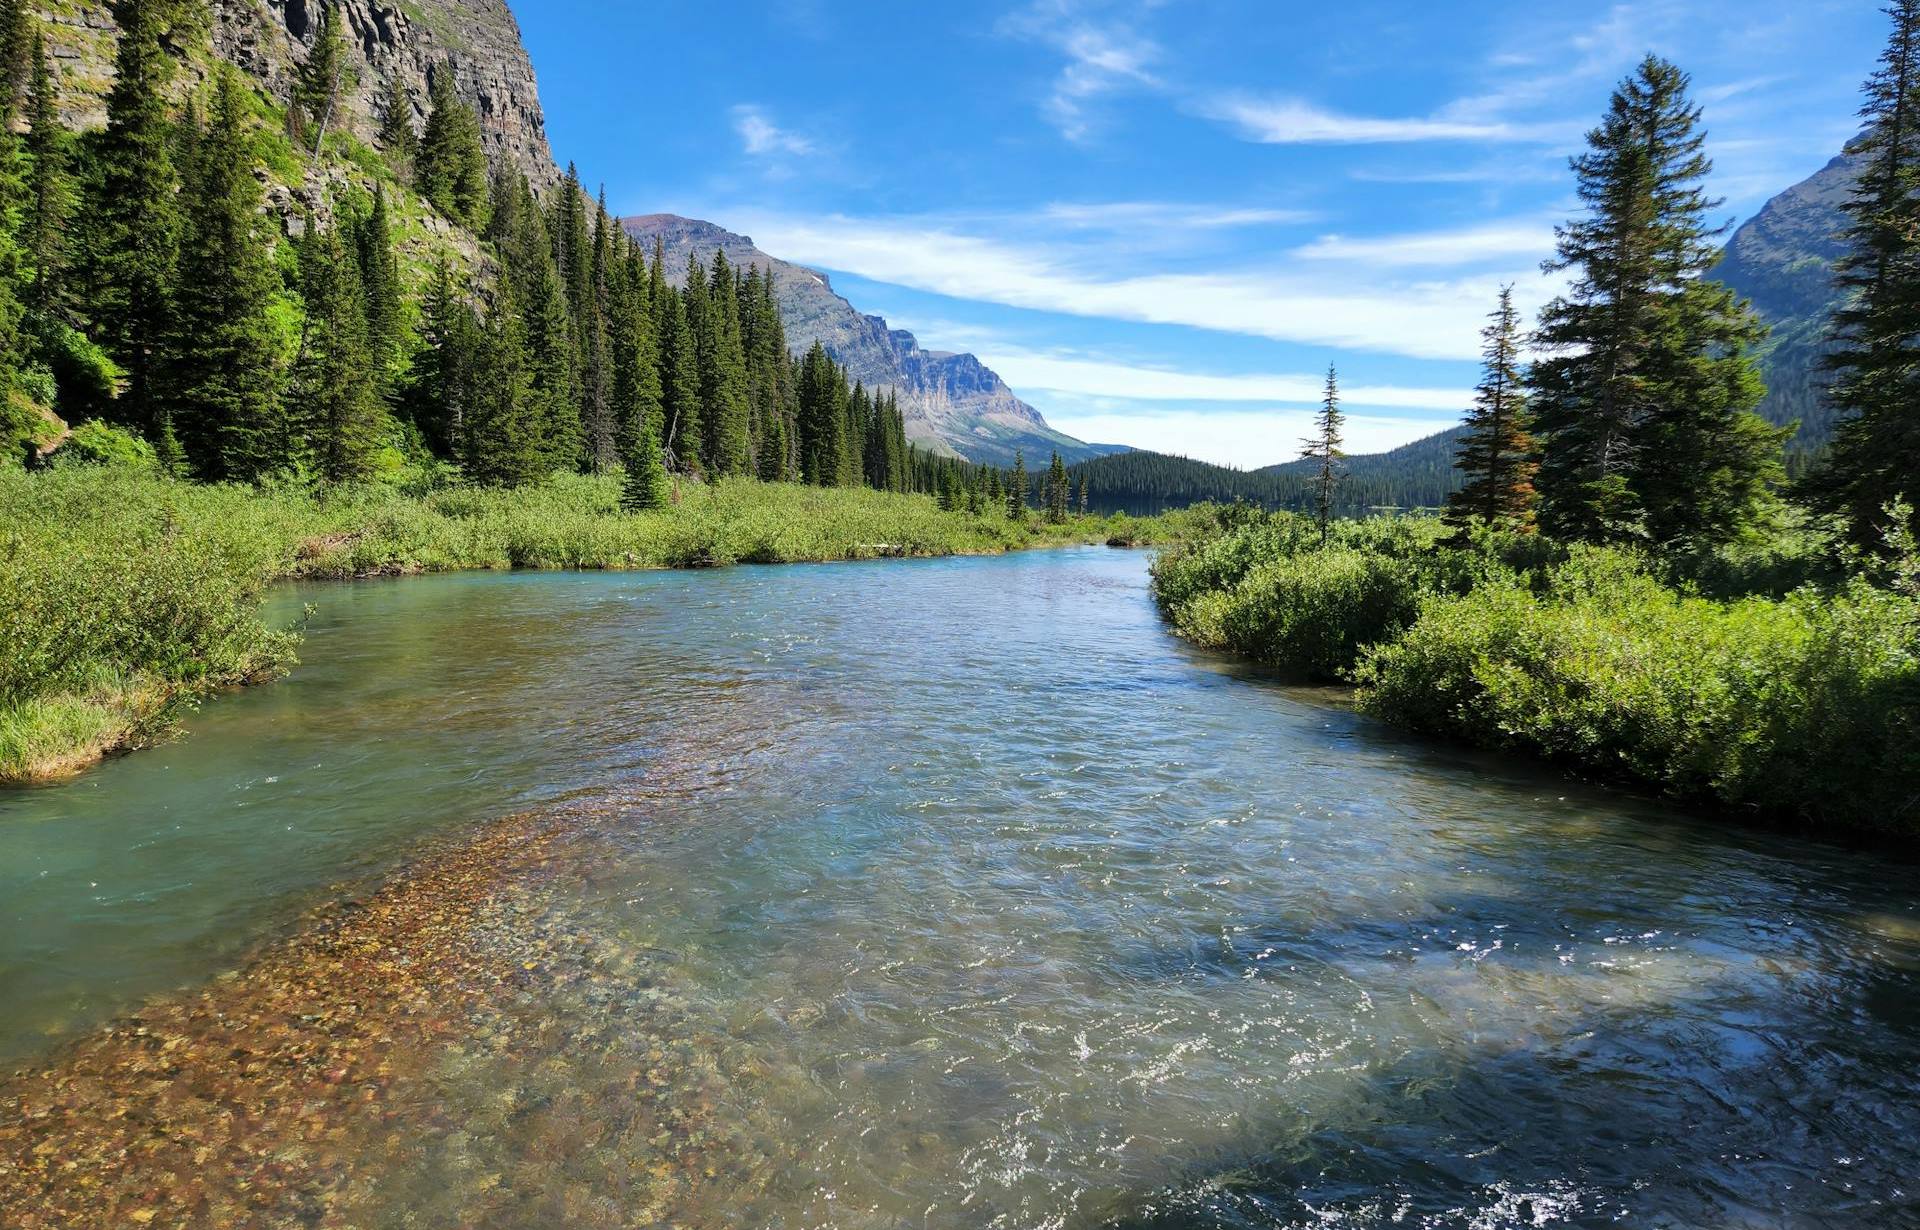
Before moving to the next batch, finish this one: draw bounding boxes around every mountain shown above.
[1712,144,1861,461]
[1071,429,1466,516]
[620,214,1110,468]
[37,0,559,190]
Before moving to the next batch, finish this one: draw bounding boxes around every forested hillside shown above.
[1063,429,1465,515]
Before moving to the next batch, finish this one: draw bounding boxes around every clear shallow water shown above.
[3,548,1919,1227]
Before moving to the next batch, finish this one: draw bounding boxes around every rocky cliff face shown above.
[1712,145,1859,456]
[622,214,1106,467]
[36,0,558,189]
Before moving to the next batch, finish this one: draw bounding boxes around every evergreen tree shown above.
[656,259,701,474]
[81,0,184,433]
[1078,473,1090,515]
[1532,55,1783,548]
[610,243,664,474]
[1045,450,1069,522]
[21,28,68,318]
[1301,364,1346,543]
[1443,287,1537,539]
[409,257,480,457]
[294,221,384,482]
[620,405,670,511]
[796,341,845,484]
[350,185,404,382]
[377,71,417,178]
[294,0,349,152]
[464,282,540,486]
[0,0,30,120]
[1008,451,1028,520]
[699,249,752,475]
[416,67,490,231]
[1812,0,1920,550]
[164,67,284,480]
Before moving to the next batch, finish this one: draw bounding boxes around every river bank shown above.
[0,465,1203,785]
[1150,512,1920,844]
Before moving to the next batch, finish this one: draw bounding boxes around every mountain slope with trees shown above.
[620,214,1108,468]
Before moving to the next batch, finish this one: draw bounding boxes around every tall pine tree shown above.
[1443,288,1537,539]
[416,67,490,231]
[1812,0,1920,550]
[82,0,183,434]
[1301,364,1345,544]
[1532,55,1783,549]
[163,67,284,480]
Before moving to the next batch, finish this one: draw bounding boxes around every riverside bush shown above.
[1356,561,1920,834]
[1149,508,1920,837]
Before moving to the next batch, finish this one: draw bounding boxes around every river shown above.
[2,547,1917,1228]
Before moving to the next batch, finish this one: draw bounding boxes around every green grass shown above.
[0,465,1206,784]
[1151,511,1920,841]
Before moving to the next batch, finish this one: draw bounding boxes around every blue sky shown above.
[516,0,1880,465]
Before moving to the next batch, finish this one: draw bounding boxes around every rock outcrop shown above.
[35,0,559,190]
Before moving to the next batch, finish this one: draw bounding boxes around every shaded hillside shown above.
[621,214,1107,467]
[1070,428,1465,516]
[1712,144,1860,461]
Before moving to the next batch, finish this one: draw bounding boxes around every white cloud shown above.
[1294,222,1558,266]
[728,209,1554,361]
[1201,96,1564,146]
[979,350,1471,411]
[1040,201,1315,230]
[731,105,815,158]
[999,0,1163,141]
[1037,406,1448,468]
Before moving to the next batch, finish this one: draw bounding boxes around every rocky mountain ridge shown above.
[621,214,1108,467]
[36,0,558,190]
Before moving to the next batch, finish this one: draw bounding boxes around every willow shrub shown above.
[1355,549,1920,835]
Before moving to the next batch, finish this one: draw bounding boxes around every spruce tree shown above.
[1078,473,1090,515]
[81,0,183,433]
[163,67,284,480]
[351,185,404,383]
[377,71,417,177]
[1045,451,1069,522]
[1008,452,1028,520]
[294,222,384,482]
[294,0,349,153]
[656,269,701,474]
[1813,0,1920,550]
[409,257,479,456]
[416,68,490,231]
[1443,287,1538,540]
[1532,54,1783,549]
[21,28,67,319]
[1301,364,1345,544]
[700,249,752,475]
[620,406,670,511]
[464,283,541,486]
[610,244,665,474]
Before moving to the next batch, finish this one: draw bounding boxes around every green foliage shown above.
[1356,554,1920,836]
[0,464,301,781]
[415,69,489,231]
[1155,510,1920,838]
[1532,54,1785,551]
[56,419,154,467]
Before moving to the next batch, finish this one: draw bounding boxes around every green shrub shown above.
[1355,556,1920,835]
[55,421,157,468]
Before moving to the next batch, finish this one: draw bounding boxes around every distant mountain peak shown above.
[620,214,1110,466]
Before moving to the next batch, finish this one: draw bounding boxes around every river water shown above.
[1,548,1917,1228]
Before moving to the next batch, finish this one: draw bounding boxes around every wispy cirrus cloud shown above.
[722,208,1557,361]
[731,105,816,158]
[998,0,1164,141]
[1199,96,1563,146]
[1294,221,1558,266]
